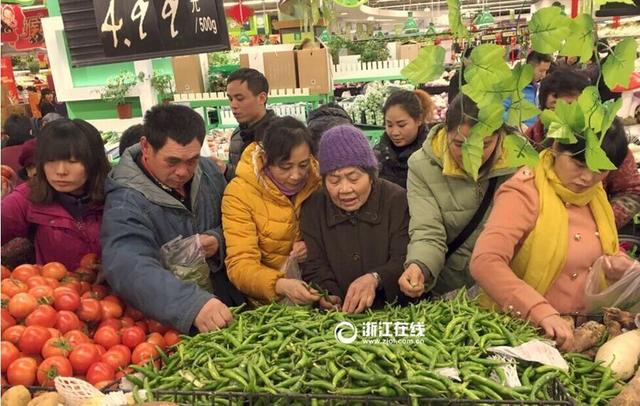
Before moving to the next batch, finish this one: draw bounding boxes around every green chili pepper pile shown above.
[127,291,622,405]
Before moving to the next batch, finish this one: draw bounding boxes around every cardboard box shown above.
[296,48,332,95]
[399,43,421,61]
[172,55,204,93]
[263,51,298,90]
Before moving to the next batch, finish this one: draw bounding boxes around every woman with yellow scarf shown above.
[470,118,632,351]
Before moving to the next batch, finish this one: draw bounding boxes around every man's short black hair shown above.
[143,104,205,151]
[119,123,144,156]
[227,68,269,98]
[527,51,554,65]
[539,67,590,109]
[3,114,33,147]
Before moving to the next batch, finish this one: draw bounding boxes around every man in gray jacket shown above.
[101,104,244,333]
[211,68,276,181]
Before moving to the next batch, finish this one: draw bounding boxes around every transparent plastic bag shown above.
[278,256,301,306]
[160,234,213,292]
[584,256,640,314]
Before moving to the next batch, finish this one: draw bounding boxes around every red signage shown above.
[1,57,19,103]
[1,5,47,50]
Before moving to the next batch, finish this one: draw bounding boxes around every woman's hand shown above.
[399,264,428,298]
[539,314,574,352]
[601,254,636,282]
[318,295,342,311]
[290,241,308,263]
[275,278,320,304]
[343,274,378,314]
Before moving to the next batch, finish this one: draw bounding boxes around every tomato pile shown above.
[1,255,181,389]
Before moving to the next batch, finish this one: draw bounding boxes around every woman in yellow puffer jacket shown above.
[222,117,322,305]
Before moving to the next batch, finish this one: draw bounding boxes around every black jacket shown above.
[374,125,428,189]
[225,110,276,181]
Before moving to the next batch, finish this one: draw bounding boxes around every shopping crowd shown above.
[2,51,639,351]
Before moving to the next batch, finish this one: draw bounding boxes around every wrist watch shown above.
[369,272,381,288]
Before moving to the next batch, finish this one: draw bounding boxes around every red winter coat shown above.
[1,183,103,270]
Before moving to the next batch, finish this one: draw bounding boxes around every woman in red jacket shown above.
[1,119,110,270]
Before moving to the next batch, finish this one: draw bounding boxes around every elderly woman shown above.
[300,125,409,313]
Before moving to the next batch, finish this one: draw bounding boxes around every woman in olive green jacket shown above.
[398,94,518,297]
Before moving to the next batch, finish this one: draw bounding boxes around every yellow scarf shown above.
[480,149,618,308]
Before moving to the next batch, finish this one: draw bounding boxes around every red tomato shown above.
[110,344,132,361]
[100,300,123,320]
[53,287,81,312]
[63,330,90,347]
[47,328,61,339]
[120,316,134,329]
[88,285,108,300]
[164,330,181,347]
[78,282,91,295]
[2,325,25,345]
[41,337,72,358]
[134,321,148,334]
[18,325,52,354]
[132,342,158,365]
[98,319,122,331]
[1,341,20,373]
[1,293,9,308]
[1,309,16,332]
[28,285,54,304]
[114,366,133,380]
[26,276,48,289]
[37,355,73,387]
[73,267,96,284]
[124,306,144,321]
[42,277,60,289]
[102,295,122,306]
[6,357,38,386]
[77,298,102,322]
[1,265,10,280]
[11,265,40,282]
[121,326,145,350]
[69,343,100,374]
[101,349,129,370]
[146,319,169,335]
[8,293,38,319]
[25,304,57,328]
[55,310,82,334]
[86,361,115,385]
[1,279,28,297]
[146,332,166,350]
[80,253,100,269]
[59,276,81,293]
[94,326,121,350]
[41,262,67,281]
[95,344,106,356]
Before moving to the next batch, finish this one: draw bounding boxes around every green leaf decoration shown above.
[555,98,585,133]
[463,103,505,180]
[578,85,605,133]
[540,109,578,144]
[512,63,534,95]
[602,38,638,90]
[463,62,529,110]
[464,44,511,88]
[401,45,446,84]
[507,100,541,127]
[528,7,571,54]
[585,129,617,171]
[559,14,594,63]
[600,98,623,136]
[504,134,540,168]
[447,0,468,38]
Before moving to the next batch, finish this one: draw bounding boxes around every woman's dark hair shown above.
[539,67,590,109]
[30,119,111,204]
[556,117,627,167]
[3,114,33,146]
[261,116,314,167]
[40,88,52,98]
[383,89,435,123]
[445,93,481,132]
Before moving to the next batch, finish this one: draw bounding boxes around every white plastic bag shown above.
[584,256,640,314]
[278,256,301,305]
[160,234,212,291]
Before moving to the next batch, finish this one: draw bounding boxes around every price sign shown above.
[59,0,228,67]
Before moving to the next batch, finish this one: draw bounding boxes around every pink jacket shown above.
[470,168,604,325]
[1,183,103,270]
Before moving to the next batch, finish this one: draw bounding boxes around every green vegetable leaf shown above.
[464,44,511,88]
[507,99,541,127]
[463,102,505,180]
[528,7,571,54]
[602,38,638,90]
[585,129,617,171]
[559,14,594,63]
[401,45,446,84]
[504,134,540,168]
[447,0,468,38]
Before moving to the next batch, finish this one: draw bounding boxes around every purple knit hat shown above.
[318,125,377,175]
